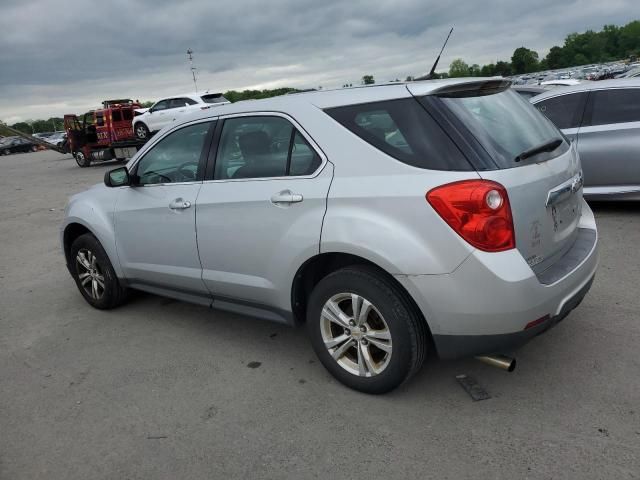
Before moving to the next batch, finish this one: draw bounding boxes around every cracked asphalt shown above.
[1,151,639,479]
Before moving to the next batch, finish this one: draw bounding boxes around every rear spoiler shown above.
[431,79,512,98]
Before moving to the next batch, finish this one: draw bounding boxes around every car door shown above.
[196,114,332,320]
[576,87,640,189]
[147,99,171,132]
[533,91,589,143]
[114,120,215,303]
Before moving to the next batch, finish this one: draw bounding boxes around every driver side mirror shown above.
[104,166,131,187]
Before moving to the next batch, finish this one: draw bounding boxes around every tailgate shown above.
[480,144,583,273]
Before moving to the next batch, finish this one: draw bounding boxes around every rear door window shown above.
[535,92,588,129]
[587,88,640,126]
[325,98,472,171]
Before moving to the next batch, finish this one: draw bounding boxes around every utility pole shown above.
[187,49,198,93]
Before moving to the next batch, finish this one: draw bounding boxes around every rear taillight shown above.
[426,180,515,252]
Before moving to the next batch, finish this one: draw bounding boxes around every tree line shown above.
[447,20,640,77]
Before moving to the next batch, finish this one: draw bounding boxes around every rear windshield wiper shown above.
[514,138,563,163]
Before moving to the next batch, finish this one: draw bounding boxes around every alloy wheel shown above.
[320,293,392,377]
[76,249,105,300]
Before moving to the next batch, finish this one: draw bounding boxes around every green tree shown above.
[511,47,539,74]
[469,64,481,76]
[405,75,414,82]
[494,61,513,77]
[620,20,640,57]
[361,75,375,85]
[448,59,470,77]
[545,46,565,69]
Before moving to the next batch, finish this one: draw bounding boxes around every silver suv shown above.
[62,79,598,393]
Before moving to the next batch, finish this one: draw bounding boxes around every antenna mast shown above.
[417,27,454,80]
[187,49,198,93]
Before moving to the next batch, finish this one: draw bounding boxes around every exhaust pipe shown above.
[475,354,516,372]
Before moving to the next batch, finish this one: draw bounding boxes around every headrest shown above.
[238,131,270,156]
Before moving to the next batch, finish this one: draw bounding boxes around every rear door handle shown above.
[270,190,303,205]
[169,198,192,210]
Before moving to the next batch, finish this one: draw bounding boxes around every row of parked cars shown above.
[512,62,640,85]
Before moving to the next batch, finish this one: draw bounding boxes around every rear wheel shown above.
[2,149,9,156]
[70,233,127,309]
[74,150,90,167]
[307,266,427,394]
[135,123,149,140]
[31,145,38,152]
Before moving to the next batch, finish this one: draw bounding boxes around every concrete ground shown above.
[1,150,639,479]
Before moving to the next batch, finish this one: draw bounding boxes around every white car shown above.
[132,92,229,140]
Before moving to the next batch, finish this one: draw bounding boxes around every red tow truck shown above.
[64,99,147,167]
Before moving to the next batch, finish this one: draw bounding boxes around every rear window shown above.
[201,94,229,104]
[437,89,569,168]
[325,98,472,171]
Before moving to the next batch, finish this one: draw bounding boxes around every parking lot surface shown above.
[1,151,639,479]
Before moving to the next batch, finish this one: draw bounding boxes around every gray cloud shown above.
[0,0,636,122]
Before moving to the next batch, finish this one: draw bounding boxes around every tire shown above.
[134,122,150,140]
[70,233,128,309]
[307,266,427,394]
[2,149,9,156]
[31,145,38,152]
[74,150,90,167]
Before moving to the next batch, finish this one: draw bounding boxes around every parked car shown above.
[616,67,640,78]
[0,136,37,155]
[532,78,640,200]
[62,78,597,393]
[132,92,230,140]
[43,131,67,147]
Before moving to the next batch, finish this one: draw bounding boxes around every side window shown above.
[326,98,471,171]
[183,97,198,106]
[169,98,192,109]
[152,100,169,112]
[588,89,640,126]
[135,122,212,185]
[289,131,322,176]
[535,92,588,129]
[214,116,294,180]
[96,112,105,127]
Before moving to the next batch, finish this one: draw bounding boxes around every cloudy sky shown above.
[0,0,636,123]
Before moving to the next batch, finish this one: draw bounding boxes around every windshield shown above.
[437,89,568,168]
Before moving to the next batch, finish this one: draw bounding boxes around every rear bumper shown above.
[396,199,598,359]
[431,274,594,358]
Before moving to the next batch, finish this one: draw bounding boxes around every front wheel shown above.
[307,266,427,394]
[74,150,90,167]
[70,233,128,309]
[134,123,150,140]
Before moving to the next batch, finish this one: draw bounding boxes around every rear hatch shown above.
[409,80,583,273]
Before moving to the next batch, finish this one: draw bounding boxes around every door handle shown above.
[270,190,303,205]
[169,199,192,210]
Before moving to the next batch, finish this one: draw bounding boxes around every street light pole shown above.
[187,49,198,93]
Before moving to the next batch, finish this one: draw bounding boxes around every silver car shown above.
[62,79,598,393]
[532,78,640,200]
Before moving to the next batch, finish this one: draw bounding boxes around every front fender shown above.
[61,185,122,277]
